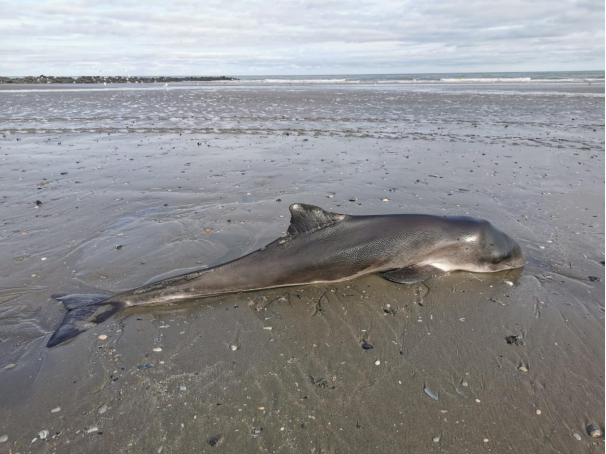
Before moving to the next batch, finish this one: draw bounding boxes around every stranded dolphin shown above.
[47,203,525,347]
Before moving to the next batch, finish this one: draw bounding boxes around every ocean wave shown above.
[238,77,604,85]
[532,78,605,82]
[1,77,603,95]
[441,77,531,82]
[254,78,359,84]
[438,77,604,83]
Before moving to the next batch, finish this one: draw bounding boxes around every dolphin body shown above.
[47,203,525,347]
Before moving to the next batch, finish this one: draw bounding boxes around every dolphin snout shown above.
[509,241,526,268]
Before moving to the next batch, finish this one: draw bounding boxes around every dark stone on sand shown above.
[383,306,397,315]
[115,245,123,250]
[137,364,153,370]
[506,335,525,346]
[35,200,42,205]
[252,428,263,438]
[587,424,602,438]
[362,342,374,350]
[207,435,223,446]
[588,276,601,282]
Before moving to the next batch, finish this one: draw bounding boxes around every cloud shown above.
[0,0,603,75]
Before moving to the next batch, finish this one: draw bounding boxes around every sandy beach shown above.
[0,80,603,453]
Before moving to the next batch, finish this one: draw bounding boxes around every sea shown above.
[0,71,604,88]
[233,70,605,84]
[0,70,602,136]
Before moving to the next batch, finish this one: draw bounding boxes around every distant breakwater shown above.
[0,75,238,84]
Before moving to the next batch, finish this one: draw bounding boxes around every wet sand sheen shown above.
[0,84,603,453]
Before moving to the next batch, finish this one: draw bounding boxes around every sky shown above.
[0,0,604,76]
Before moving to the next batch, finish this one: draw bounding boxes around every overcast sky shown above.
[1,0,604,76]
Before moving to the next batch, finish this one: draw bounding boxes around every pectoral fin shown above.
[383,265,444,284]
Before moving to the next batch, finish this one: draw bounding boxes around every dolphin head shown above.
[474,220,525,272]
[429,217,526,274]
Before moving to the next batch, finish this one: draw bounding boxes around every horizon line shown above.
[2,69,605,78]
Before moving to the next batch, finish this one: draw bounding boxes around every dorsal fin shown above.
[287,203,346,235]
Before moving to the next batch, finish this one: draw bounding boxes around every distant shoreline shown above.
[0,75,238,84]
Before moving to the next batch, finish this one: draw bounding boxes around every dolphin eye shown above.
[493,253,511,264]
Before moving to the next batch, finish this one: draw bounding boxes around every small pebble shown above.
[98,404,108,414]
[86,427,99,434]
[518,366,528,372]
[41,257,47,261]
[0,435,7,443]
[535,409,541,415]
[483,438,489,443]
[263,326,272,331]
[4,363,16,370]
[587,424,602,438]
[38,430,49,440]
[381,198,389,202]
[115,245,123,250]
[153,347,162,352]
[432,436,440,443]
[374,360,381,366]
[178,385,187,391]
[572,431,582,441]
[98,334,108,341]
[137,364,154,370]
[504,280,514,286]
[51,407,61,413]
[361,342,373,350]
[229,343,239,351]
[475,399,481,403]
[204,228,212,233]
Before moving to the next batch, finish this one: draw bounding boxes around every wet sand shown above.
[0,83,604,453]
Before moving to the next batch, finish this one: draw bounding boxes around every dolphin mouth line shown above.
[507,263,526,270]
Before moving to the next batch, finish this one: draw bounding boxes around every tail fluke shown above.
[47,294,126,348]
